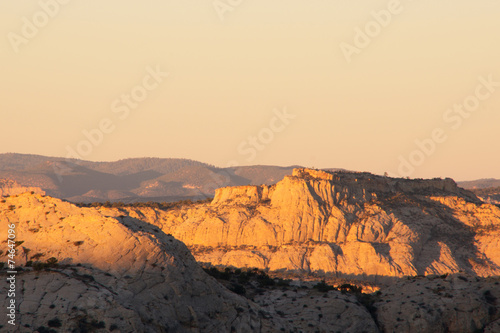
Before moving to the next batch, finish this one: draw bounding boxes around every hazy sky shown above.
[1,0,499,181]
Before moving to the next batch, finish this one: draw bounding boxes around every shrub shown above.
[46,257,58,268]
[33,258,58,271]
[31,253,44,260]
[236,272,249,284]
[33,262,46,271]
[47,318,62,328]
[338,283,362,293]
[256,272,275,287]
[230,283,246,296]
[484,290,497,304]
[313,281,335,293]
[277,278,291,287]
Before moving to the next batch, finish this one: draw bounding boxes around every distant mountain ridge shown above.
[458,178,500,189]
[0,153,299,203]
[6,153,496,204]
[458,179,500,204]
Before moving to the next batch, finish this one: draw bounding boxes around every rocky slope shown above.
[109,168,500,280]
[374,274,500,333]
[0,192,289,332]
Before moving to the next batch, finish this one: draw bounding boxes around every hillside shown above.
[2,189,500,332]
[106,168,500,280]
[0,192,290,332]
[0,153,296,203]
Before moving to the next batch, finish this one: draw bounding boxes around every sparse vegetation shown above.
[313,281,336,293]
[75,317,106,332]
[33,257,59,271]
[338,283,362,294]
[202,265,291,296]
[75,197,213,211]
[484,290,497,305]
[30,253,45,260]
[47,318,62,328]
[230,283,246,296]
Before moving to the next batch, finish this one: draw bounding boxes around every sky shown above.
[1,0,499,181]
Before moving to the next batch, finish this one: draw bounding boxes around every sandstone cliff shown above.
[112,168,500,280]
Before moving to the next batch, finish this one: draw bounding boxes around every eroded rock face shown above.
[0,193,289,332]
[112,169,500,280]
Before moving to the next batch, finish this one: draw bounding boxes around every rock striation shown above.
[115,168,500,280]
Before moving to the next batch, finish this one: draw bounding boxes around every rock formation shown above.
[1,177,500,332]
[112,168,500,280]
[0,193,289,332]
[0,179,45,197]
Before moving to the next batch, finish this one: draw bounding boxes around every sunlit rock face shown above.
[115,168,500,280]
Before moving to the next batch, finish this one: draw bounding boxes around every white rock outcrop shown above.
[115,169,500,280]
